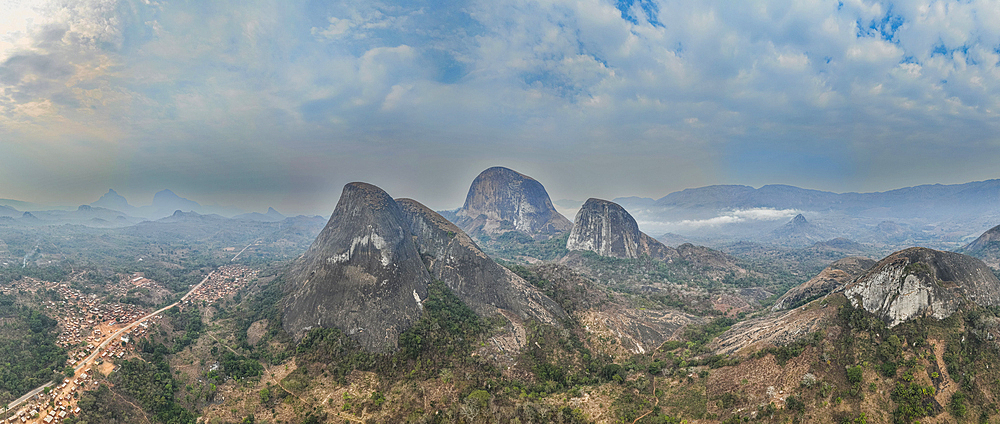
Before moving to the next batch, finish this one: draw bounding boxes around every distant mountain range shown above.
[0,189,294,228]
[90,189,256,220]
[613,180,1000,250]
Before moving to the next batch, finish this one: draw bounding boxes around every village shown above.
[182,265,258,305]
[1,265,257,424]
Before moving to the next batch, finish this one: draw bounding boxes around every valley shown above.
[3,168,1000,423]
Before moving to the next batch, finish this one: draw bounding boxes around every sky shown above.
[2,0,1000,215]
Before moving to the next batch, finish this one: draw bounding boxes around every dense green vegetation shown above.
[115,343,197,424]
[220,263,295,365]
[294,279,495,381]
[63,384,147,424]
[217,351,264,381]
[476,231,571,261]
[162,306,204,353]
[399,280,492,360]
[0,294,67,405]
[0,264,71,285]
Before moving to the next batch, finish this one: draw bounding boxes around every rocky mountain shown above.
[396,198,566,326]
[566,198,676,260]
[771,256,875,311]
[453,167,571,238]
[842,247,1000,327]
[282,183,430,352]
[284,182,569,352]
[959,223,1000,268]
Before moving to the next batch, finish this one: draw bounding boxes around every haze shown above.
[2,0,999,215]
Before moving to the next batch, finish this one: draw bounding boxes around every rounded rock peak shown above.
[475,166,536,182]
[339,182,396,210]
[343,181,388,195]
[575,198,637,224]
[463,167,549,204]
[580,198,623,209]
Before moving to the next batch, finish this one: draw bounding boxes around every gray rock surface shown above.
[454,167,572,237]
[396,198,567,326]
[772,256,875,311]
[842,247,1000,327]
[283,182,572,353]
[566,198,677,260]
[283,182,430,352]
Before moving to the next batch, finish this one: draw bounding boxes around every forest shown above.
[0,294,66,407]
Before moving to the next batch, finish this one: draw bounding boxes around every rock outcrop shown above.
[772,256,875,311]
[842,247,1000,327]
[566,198,676,260]
[960,224,1000,268]
[454,167,572,238]
[284,182,569,353]
[283,183,430,352]
[396,198,566,326]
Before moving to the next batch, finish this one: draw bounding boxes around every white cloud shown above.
[668,208,803,229]
[5,0,1000,210]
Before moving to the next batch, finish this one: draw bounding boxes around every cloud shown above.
[665,208,803,229]
[3,0,1000,213]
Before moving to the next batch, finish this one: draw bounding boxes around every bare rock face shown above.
[454,167,572,237]
[772,256,876,311]
[396,198,567,326]
[566,198,677,260]
[843,247,1000,327]
[283,183,430,352]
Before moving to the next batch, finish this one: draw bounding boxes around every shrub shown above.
[846,365,863,385]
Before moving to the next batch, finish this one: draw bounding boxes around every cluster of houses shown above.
[48,293,149,346]
[2,372,95,424]
[0,278,166,387]
[1,265,260,423]
[116,273,164,297]
[183,265,257,305]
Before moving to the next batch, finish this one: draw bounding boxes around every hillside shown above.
[959,223,1000,268]
[772,256,875,311]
